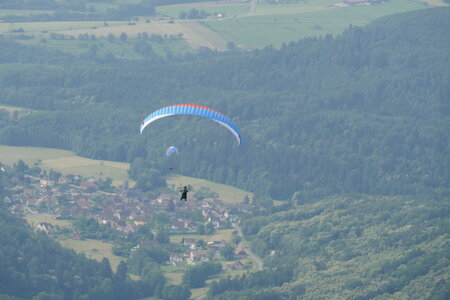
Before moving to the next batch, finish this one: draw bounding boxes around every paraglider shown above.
[140,104,242,145]
[178,184,192,201]
[166,146,179,157]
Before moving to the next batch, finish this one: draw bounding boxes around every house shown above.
[115,210,131,220]
[58,176,70,184]
[235,247,247,256]
[41,195,58,207]
[207,240,226,251]
[137,240,160,249]
[187,250,209,264]
[40,179,54,187]
[181,237,197,247]
[156,193,176,204]
[80,181,98,193]
[34,222,55,234]
[231,260,244,270]
[169,253,185,266]
[208,216,228,229]
[72,233,81,240]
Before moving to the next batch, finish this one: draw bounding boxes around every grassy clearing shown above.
[156,2,250,18]
[165,272,183,285]
[166,174,253,204]
[24,213,72,228]
[204,0,428,48]
[254,0,337,15]
[170,229,234,244]
[59,239,123,272]
[40,156,130,186]
[422,0,448,5]
[0,145,131,186]
[30,37,193,58]
[190,287,208,299]
[0,145,74,167]
[0,9,53,16]
[50,20,220,49]
[0,104,35,113]
[0,21,121,34]
[181,21,227,49]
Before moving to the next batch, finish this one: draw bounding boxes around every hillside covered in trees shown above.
[0,5,449,300]
[207,194,450,299]
[0,7,449,203]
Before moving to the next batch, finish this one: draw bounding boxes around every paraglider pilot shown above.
[180,186,189,201]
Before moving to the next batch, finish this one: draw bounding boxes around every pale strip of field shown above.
[0,104,34,112]
[159,1,249,9]
[56,22,182,38]
[421,0,448,6]
[170,229,234,244]
[0,145,74,166]
[166,174,253,204]
[0,9,53,16]
[55,20,227,49]
[0,21,126,34]
[165,272,183,285]
[59,239,123,272]
[253,3,334,16]
[24,213,72,228]
[0,145,131,186]
[180,21,227,49]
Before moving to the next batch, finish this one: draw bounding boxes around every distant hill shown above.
[207,194,450,299]
[0,7,449,202]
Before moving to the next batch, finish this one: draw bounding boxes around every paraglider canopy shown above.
[140,104,242,145]
[166,146,179,157]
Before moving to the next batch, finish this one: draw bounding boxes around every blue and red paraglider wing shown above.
[140,104,242,145]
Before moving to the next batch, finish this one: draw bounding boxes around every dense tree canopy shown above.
[0,7,449,202]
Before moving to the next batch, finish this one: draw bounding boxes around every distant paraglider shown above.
[140,104,242,145]
[166,146,179,157]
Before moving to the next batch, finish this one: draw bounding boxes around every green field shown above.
[28,37,192,59]
[0,21,125,34]
[170,229,234,244]
[0,145,131,186]
[0,9,53,17]
[0,104,35,116]
[204,0,428,48]
[59,239,123,271]
[24,213,72,228]
[0,0,434,52]
[167,175,253,204]
[156,2,250,18]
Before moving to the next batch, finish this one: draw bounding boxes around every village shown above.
[3,162,258,271]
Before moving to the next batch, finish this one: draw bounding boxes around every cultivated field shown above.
[0,145,253,200]
[169,229,234,244]
[0,145,131,186]
[0,0,440,53]
[59,239,123,271]
[156,1,250,18]
[166,174,253,204]
[25,213,72,228]
[204,0,428,48]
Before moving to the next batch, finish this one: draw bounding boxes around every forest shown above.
[0,5,449,299]
[0,7,449,203]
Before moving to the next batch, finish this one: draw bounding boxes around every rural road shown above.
[193,223,264,300]
[232,223,264,271]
